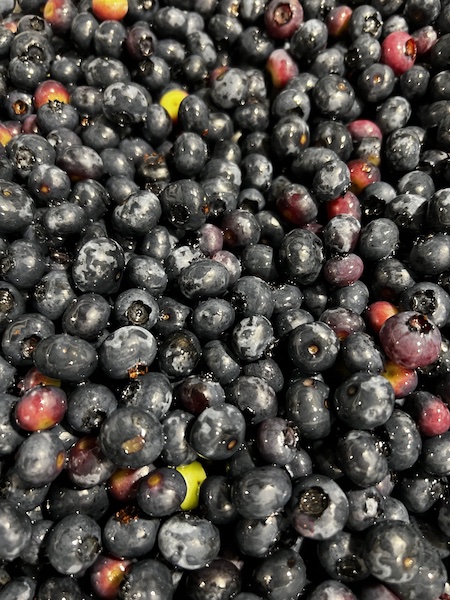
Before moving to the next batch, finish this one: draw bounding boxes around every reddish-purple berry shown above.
[379,311,442,369]
[264,0,304,39]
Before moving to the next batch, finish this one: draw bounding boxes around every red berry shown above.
[324,253,364,287]
[379,311,442,369]
[108,465,154,502]
[34,80,70,109]
[365,301,399,335]
[348,159,381,195]
[266,48,299,88]
[408,392,450,437]
[381,31,417,77]
[67,436,115,488]
[15,385,67,432]
[18,367,61,394]
[326,5,352,38]
[276,183,318,226]
[264,0,304,39]
[381,360,418,398]
[91,555,132,599]
[326,191,362,221]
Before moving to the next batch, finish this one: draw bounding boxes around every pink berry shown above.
[381,31,417,76]
[379,311,442,369]
[266,48,299,88]
[347,119,383,142]
[407,391,450,437]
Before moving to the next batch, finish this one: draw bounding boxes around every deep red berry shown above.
[276,183,318,226]
[381,31,417,77]
[18,367,61,394]
[379,311,442,369]
[326,191,362,221]
[15,385,67,431]
[266,49,299,88]
[323,253,364,287]
[264,0,304,39]
[67,436,115,488]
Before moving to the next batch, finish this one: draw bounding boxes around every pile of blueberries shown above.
[1,0,450,597]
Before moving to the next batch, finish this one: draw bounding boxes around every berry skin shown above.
[92,0,128,21]
[381,31,417,76]
[15,385,67,431]
[43,0,77,35]
[379,311,442,369]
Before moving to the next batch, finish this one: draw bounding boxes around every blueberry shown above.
[98,326,157,379]
[46,513,102,576]
[288,475,349,540]
[189,403,246,460]
[99,406,163,469]
[33,333,98,383]
[0,499,32,560]
[157,513,220,570]
[363,520,425,584]
[185,558,242,600]
[285,377,331,440]
[333,372,395,429]
[72,236,125,295]
[253,548,306,600]
[231,465,292,519]
[337,430,389,487]
[102,506,159,559]
[119,559,174,600]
